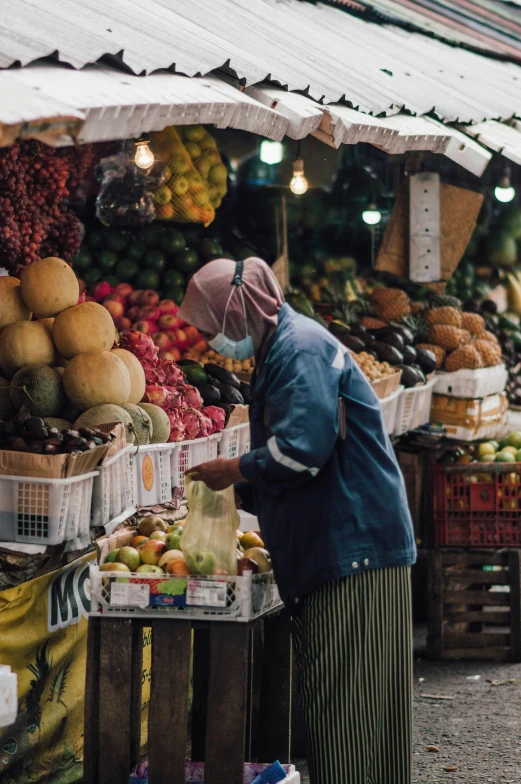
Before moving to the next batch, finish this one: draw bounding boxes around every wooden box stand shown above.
[84,612,303,784]
[427,549,521,662]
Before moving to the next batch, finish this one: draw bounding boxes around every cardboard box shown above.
[225,404,249,428]
[430,392,508,441]
[371,370,402,400]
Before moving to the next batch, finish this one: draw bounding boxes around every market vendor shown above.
[179,257,416,784]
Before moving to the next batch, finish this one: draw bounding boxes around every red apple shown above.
[139,539,167,566]
[159,349,182,361]
[175,328,187,344]
[129,289,143,305]
[184,325,200,344]
[140,289,160,307]
[165,329,177,344]
[152,332,172,351]
[158,299,179,315]
[133,320,154,335]
[104,299,125,320]
[158,313,178,330]
[193,338,209,354]
[115,317,132,331]
[114,283,133,298]
[139,305,160,322]
[127,306,140,321]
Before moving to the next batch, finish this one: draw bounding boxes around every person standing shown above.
[179,257,416,784]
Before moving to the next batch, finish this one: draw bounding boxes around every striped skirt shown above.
[292,566,413,784]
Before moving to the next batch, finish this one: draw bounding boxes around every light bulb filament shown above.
[290,158,308,195]
[135,140,155,169]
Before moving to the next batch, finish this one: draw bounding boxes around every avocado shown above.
[177,359,199,367]
[199,384,221,406]
[182,363,209,387]
[213,381,244,405]
[204,363,241,390]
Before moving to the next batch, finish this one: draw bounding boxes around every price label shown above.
[187,579,227,607]
[110,582,150,607]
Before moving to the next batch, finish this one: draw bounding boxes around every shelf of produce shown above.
[91,445,136,528]
[0,471,97,545]
[89,567,282,622]
[393,377,437,436]
[433,364,508,399]
[0,665,17,728]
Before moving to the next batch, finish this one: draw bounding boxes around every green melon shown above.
[139,403,170,444]
[9,365,65,416]
[0,377,15,420]
[120,403,153,445]
[74,405,134,443]
[44,417,73,431]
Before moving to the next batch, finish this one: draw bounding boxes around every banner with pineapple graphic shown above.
[0,554,151,784]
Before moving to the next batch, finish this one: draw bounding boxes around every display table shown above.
[84,610,294,784]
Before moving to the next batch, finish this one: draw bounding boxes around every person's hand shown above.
[187,457,245,492]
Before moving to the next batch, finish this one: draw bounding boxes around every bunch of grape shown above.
[0,140,93,275]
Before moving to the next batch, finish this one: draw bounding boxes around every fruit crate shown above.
[427,549,521,662]
[219,423,251,460]
[380,385,402,435]
[130,443,175,507]
[130,762,300,784]
[170,434,221,496]
[0,471,97,545]
[0,665,17,728]
[433,463,521,546]
[433,364,508,400]
[393,377,436,436]
[89,566,282,621]
[91,446,136,528]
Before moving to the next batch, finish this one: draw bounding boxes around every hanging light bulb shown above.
[290,158,308,195]
[495,166,516,203]
[134,139,154,169]
[362,202,382,225]
[260,140,284,165]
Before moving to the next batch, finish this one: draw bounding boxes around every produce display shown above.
[442,430,521,465]
[0,413,115,455]
[178,360,250,408]
[183,348,254,377]
[100,513,272,578]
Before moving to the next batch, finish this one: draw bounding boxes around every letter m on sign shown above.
[48,565,86,633]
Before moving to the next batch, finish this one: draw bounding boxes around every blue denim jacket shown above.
[238,304,416,607]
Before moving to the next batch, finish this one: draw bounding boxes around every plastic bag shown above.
[149,125,227,225]
[95,144,167,226]
[181,476,239,576]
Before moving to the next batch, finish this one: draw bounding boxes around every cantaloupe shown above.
[0,377,15,420]
[0,321,57,378]
[9,364,65,416]
[139,403,170,444]
[44,417,72,431]
[74,405,134,443]
[111,349,146,404]
[20,257,79,317]
[63,351,131,411]
[53,302,115,360]
[0,277,31,329]
[120,403,152,444]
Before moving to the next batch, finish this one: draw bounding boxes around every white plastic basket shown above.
[433,364,508,399]
[90,566,282,622]
[91,446,135,528]
[170,437,210,496]
[0,665,17,728]
[0,472,97,545]
[380,385,402,435]
[219,423,251,459]
[393,377,436,436]
[130,443,176,507]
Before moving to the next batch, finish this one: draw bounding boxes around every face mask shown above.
[209,261,255,360]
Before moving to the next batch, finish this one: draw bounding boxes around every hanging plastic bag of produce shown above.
[95,143,167,226]
[181,476,239,576]
[149,125,227,226]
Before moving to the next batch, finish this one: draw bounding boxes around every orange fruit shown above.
[166,558,191,576]
[156,204,174,219]
[132,535,149,547]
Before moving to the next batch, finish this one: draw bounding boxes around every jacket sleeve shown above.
[239,348,343,494]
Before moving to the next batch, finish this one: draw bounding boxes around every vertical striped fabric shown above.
[292,566,413,784]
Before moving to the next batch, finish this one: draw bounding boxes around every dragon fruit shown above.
[160,360,184,386]
[199,411,214,437]
[142,384,172,409]
[179,407,206,440]
[164,386,183,409]
[119,331,158,363]
[91,281,113,302]
[167,410,186,442]
[181,385,203,411]
[203,406,226,433]
[144,362,166,385]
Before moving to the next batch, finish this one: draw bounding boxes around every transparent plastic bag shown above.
[181,476,239,576]
[149,125,227,225]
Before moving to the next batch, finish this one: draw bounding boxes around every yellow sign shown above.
[0,554,150,783]
[141,455,155,493]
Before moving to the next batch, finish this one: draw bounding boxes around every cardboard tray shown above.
[371,369,402,400]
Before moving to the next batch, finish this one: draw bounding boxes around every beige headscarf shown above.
[178,257,284,352]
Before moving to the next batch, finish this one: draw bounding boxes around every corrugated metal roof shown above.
[1,0,521,123]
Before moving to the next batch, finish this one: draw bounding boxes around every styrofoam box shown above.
[171,434,221,496]
[394,378,436,436]
[131,443,175,507]
[91,445,136,527]
[0,665,17,728]
[380,385,402,435]
[219,423,251,459]
[0,472,97,545]
[433,364,508,399]
[441,414,506,442]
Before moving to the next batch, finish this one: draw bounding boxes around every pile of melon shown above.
[0,258,169,444]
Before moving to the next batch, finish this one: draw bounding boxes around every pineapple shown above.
[370,288,411,322]
[428,294,462,310]
[359,316,388,330]
[424,307,462,328]
[417,343,446,369]
[445,345,483,372]
[461,312,485,336]
[475,329,501,347]
[429,325,471,352]
[473,339,502,367]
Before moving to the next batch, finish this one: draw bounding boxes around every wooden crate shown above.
[427,549,521,662]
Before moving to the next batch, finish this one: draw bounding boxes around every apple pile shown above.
[86,281,207,362]
[99,515,272,577]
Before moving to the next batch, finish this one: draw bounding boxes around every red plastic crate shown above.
[433,463,521,547]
